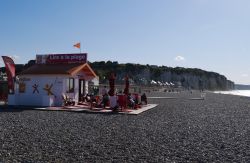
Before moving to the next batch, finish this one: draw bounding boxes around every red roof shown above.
[19,63,97,78]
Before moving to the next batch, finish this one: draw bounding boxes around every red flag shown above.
[2,56,15,93]
[73,42,81,49]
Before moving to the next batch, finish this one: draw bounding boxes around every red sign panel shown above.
[36,53,87,64]
[2,56,15,93]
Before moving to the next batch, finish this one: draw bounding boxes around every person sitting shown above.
[90,93,97,103]
[127,93,135,109]
[101,93,109,109]
[141,93,147,105]
[84,93,91,102]
[88,93,98,108]
[62,93,75,106]
[110,95,119,112]
[133,93,139,105]
[101,86,108,96]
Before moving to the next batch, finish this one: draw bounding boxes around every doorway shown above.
[79,79,85,101]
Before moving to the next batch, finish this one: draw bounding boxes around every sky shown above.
[0,0,250,84]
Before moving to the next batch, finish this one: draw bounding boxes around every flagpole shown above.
[80,42,82,53]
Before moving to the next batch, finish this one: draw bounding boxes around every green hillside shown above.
[0,60,234,91]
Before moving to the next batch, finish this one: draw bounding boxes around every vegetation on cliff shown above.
[0,60,234,90]
[89,61,234,90]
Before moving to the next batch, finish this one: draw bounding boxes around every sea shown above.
[214,90,250,97]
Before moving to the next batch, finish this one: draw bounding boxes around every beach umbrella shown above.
[123,75,129,95]
[108,73,115,96]
[151,80,157,84]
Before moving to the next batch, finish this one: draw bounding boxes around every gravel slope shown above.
[0,92,250,162]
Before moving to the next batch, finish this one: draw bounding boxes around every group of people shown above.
[98,86,148,111]
[79,86,148,111]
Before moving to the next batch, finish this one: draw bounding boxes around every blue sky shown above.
[0,0,250,84]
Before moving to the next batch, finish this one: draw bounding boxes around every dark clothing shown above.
[141,93,147,105]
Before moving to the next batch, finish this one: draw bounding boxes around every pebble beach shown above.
[0,91,250,162]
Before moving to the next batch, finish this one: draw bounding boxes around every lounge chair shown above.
[62,94,75,106]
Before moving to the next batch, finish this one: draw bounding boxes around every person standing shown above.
[101,86,108,96]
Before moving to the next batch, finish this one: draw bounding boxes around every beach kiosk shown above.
[8,53,98,107]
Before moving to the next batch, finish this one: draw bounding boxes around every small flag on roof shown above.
[73,42,81,49]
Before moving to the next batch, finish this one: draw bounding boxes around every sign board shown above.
[36,53,87,64]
